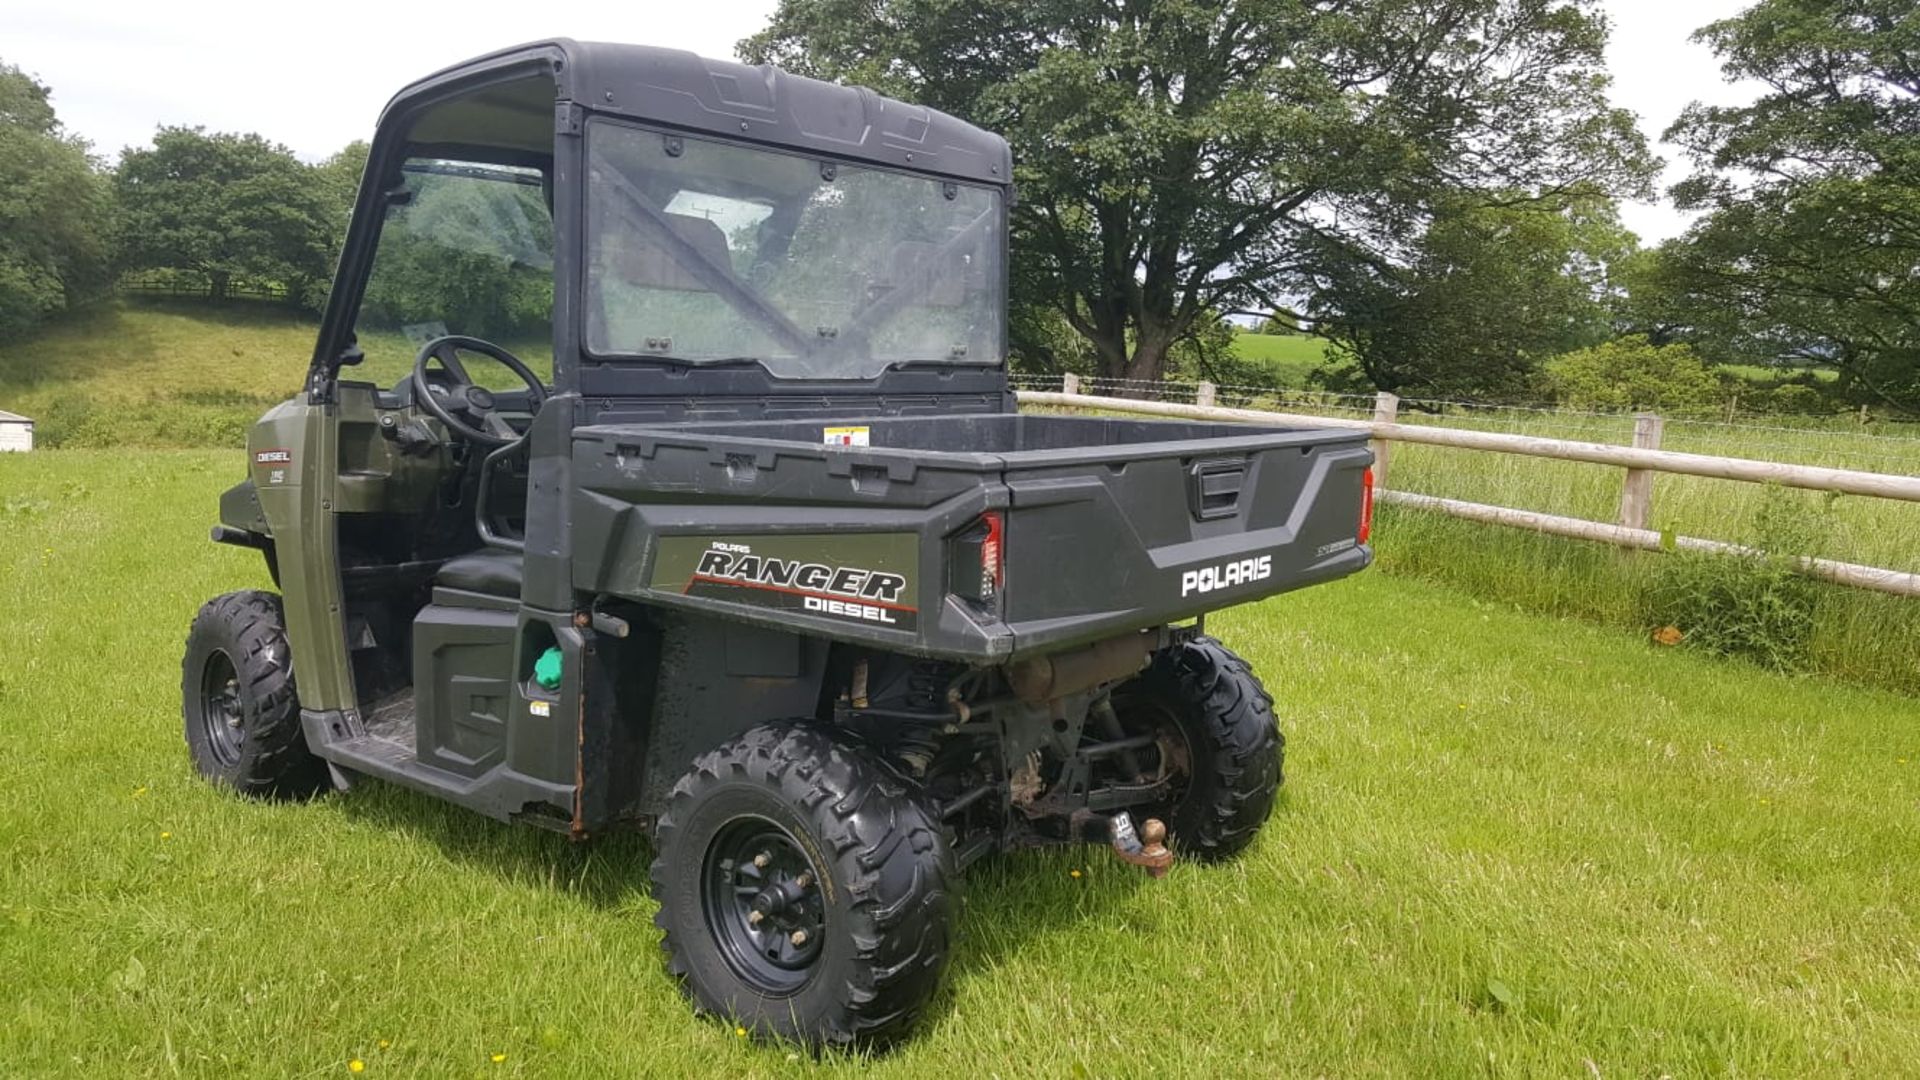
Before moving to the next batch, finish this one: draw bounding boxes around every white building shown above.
[0,410,33,452]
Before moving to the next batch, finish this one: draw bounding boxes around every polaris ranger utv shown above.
[182,39,1374,1047]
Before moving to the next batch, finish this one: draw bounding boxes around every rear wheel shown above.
[180,590,327,799]
[651,722,956,1048]
[1108,636,1283,860]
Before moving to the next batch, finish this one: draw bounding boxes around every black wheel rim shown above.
[700,816,827,996]
[199,649,245,767]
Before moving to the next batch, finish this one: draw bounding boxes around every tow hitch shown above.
[1076,809,1173,878]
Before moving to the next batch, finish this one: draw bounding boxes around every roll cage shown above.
[307,38,1015,408]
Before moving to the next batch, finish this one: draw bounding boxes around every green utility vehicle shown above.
[183,40,1374,1047]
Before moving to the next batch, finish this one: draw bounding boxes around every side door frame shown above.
[281,45,573,732]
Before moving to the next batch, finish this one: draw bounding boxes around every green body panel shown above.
[330,385,450,513]
[217,479,270,535]
[648,532,922,633]
[247,398,358,714]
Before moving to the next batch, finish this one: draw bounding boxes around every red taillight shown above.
[1359,467,1375,544]
[980,510,1005,594]
[951,511,1005,604]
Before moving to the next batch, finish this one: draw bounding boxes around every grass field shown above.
[1369,422,1920,695]
[1226,331,1331,387]
[1717,363,1839,385]
[1374,404,1920,671]
[4,449,1919,1076]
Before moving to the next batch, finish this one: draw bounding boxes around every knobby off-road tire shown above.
[650,722,957,1049]
[181,590,328,799]
[1113,636,1283,861]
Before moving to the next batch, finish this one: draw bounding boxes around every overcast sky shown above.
[5,0,1759,243]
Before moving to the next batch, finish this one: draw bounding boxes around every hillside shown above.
[0,301,321,448]
[1227,329,1331,386]
[0,301,556,448]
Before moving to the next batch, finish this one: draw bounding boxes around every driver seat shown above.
[431,417,531,609]
[434,548,524,606]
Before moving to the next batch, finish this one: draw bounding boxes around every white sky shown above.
[5,0,1759,244]
[1602,0,1763,242]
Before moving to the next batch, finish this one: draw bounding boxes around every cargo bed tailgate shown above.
[996,427,1372,653]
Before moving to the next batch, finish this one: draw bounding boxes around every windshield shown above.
[585,120,1003,379]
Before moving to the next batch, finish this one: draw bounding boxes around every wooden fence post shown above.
[1617,412,1665,531]
[1196,381,1217,408]
[1370,392,1399,488]
[1062,372,1081,396]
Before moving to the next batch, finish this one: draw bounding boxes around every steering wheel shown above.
[410,335,547,447]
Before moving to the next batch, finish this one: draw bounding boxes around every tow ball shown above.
[1074,809,1174,878]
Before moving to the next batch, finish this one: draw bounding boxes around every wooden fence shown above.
[119,277,290,302]
[1021,378,1920,599]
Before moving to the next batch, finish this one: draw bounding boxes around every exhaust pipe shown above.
[1004,631,1152,705]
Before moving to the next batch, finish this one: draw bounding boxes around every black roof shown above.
[381,39,1011,187]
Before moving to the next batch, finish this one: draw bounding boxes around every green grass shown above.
[1718,363,1840,385]
[1365,411,1920,695]
[1226,331,1331,387]
[5,449,1920,1076]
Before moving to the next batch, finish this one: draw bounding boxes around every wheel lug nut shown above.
[789,929,808,946]
[752,852,770,869]
[794,872,811,888]
[748,910,764,926]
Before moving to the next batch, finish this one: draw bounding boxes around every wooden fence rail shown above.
[1017,385,1920,599]
[118,278,290,302]
[1018,390,1920,502]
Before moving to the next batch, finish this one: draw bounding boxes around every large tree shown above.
[743,0,1654,382]
[114,127,336,305]
[1308,193,1635,399]
[0,62,114,337]
[1663,0,1920,412]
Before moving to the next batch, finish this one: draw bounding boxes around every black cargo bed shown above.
[571,413,1373,660]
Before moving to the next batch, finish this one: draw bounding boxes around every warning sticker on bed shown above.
[823,426,870,447]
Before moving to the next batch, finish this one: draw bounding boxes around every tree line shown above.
[4,0,1914,414]
[0,60,367,337]
[749,0,1920,414]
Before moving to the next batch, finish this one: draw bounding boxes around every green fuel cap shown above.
[533,646,563,690]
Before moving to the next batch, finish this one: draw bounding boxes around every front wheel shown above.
[180,590,327,798]
[1109,636,1283,861]
[650,723,957,1048]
